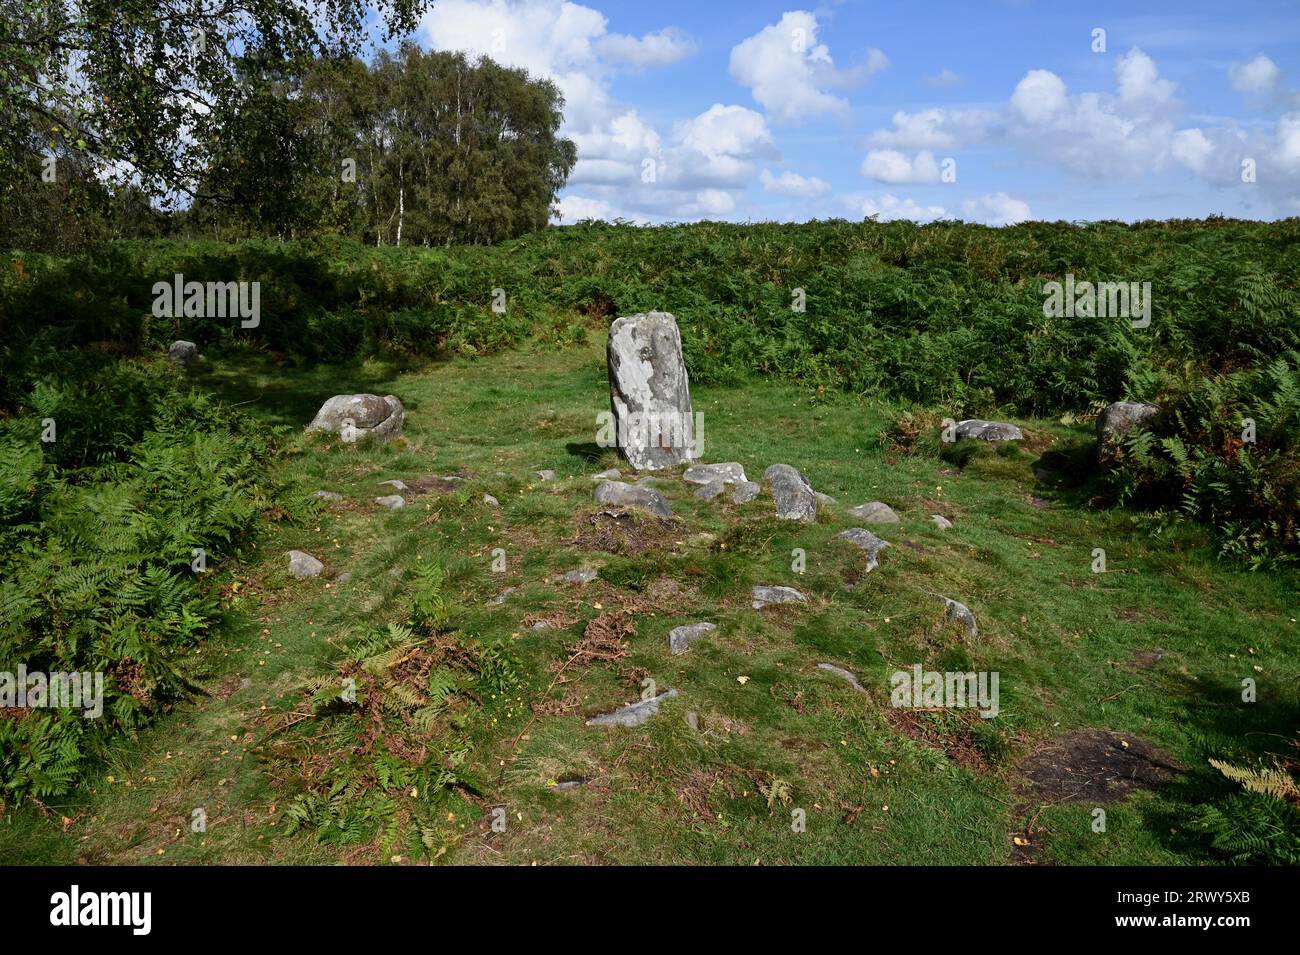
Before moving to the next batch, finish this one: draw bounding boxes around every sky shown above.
[410,0,1300,225]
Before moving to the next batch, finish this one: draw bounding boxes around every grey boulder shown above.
[836,528,889,573]
[168,340,199,365]
[593,480,673,520]
[694,480,726,500]
[682,462,747,485]
[731,481,760,504]
[955,419,1023,442]
[1097,401,1161,463]
[930,514,954,529]
[306,394,405,442]
[752,585,807,609]
[606,312,696,471]
[932,593,977,638]
[817,663,868,694]
[848,501,899,523]
[669,622,716,655]
[287,550,324,578]
[764,464,816,522]
[374,495,405,510]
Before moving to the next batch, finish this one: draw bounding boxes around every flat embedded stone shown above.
[669,621,716,655]
[587,689,680,727]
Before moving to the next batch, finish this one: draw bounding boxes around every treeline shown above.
[186,45,576,245]
[1,45,575,252]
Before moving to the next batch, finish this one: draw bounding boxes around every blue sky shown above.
[414,0,1300,224]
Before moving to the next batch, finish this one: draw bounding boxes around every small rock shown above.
[685,711,700,731]
[312,490,343,501]
[682,462,747,485]
[817,663,867,694]
[932,593,977,638]
[694,480,726,500]
[531,621,555,631]
[814,491,837,506]
[763,464,816,522]
[594,480,673,519]
[554,567,598,585]
[287,550,324,578]
[168,340,199,365]
[535,469,556,481]
[377,479,409,492]
[587,689,680,728]
[848,501,899,523]
[836,528,889,573]
[374,495,406,509]
[669,622,717,655]
[335,571,353,584]
[930,514,954,529]
[752,585,807,609]
[483,493,500,507]
[592,468,622,480]
[955,419,1023,442]
[486,587,517,607]
[731,480,760,504]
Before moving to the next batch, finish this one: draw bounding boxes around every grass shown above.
[2,335,1296,866]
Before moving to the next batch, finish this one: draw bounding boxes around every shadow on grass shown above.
[189,347,434,430]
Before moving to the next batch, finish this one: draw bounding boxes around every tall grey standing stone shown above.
[606,312,696,471]
[306,394,405,442]
[764,464,816,522]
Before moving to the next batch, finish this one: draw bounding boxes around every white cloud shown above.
[760,168,831,197]
[961,193,1031,226]
[694,189,736,216]
[1011,69,1068,124]
[861,149,942,184]
[870,107,996,150]
[1229,54,1282,94]
[595,27,696,68]
[926,68,962,88]
[1115,48,1176,105]
[555,194,618,222]
[864,47,891,75]
[842,193,946,222]
[729,10,853,122]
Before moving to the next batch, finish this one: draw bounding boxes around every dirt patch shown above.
[1017,729,1180,804]
[213,673,252,701]
[1122,648,1165,671]
[887,708,991,773]
[565,507,676,555]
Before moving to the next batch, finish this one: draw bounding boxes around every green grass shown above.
[2,336,1296,865]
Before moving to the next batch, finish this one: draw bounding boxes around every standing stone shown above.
[764,464,816,522]
[606,312,696,471]
[306,394,404,442]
